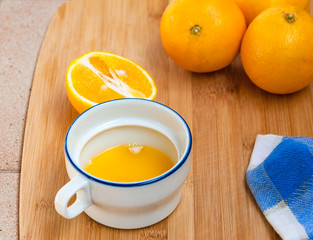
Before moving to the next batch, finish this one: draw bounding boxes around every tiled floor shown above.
[0,173,19,240]
[0,1,66,239]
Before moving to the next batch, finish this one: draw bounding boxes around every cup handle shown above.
[55,175,92,219]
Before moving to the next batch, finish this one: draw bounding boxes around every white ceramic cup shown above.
[54,99,192,229]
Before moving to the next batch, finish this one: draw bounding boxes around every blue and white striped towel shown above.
[247,134,313,240]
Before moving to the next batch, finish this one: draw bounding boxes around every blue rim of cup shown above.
[64,98,192,187]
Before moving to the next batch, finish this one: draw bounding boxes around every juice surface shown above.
[84,144,175,182]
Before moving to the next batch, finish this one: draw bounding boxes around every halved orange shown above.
[66,51,157,113]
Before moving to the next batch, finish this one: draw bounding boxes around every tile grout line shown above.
[0,170,20,174]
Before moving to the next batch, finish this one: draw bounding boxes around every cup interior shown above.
[79,125,178,169]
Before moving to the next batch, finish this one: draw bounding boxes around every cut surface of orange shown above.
[66,51,157,113]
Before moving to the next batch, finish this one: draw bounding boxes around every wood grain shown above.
[19,0,313,239]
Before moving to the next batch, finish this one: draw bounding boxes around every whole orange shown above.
[241,6,313,94]
[160,0,246,73]
[235,0,310,24]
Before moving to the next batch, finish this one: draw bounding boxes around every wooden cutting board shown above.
[19,0,313,239]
